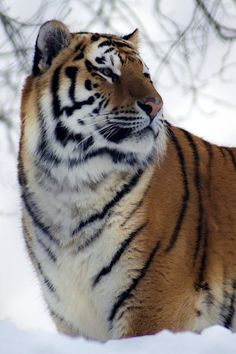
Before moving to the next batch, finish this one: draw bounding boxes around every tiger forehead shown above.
[71,33,139,63]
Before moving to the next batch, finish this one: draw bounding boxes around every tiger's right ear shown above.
[33,20,72,76]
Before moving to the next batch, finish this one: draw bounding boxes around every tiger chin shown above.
[18,20,236,341]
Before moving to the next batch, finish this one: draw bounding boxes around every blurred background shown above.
[0,0,235,332]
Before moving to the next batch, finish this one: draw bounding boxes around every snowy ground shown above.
[1,322,236,354]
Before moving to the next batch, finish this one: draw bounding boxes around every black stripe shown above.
[99,125,133,144]
[219,147,227,158]
[93,222,147,286]
[20,169,60,246]
[26,240,56,294]
[104,48,114,54]
[41,272,56,293]
[112,40,133,49]
[61,96,95,117]
[220,279,236,329]
[108,240,160,323]
[36,112,61,165]
[81,136,94,151]
[54,121,83,147]
[224,296,236,329]
[74,52,84,61]
[115,305,142,323]
[120,184,150,227]
[50,309,77,331]
[98,39,113,47]
[91,33,100,41]
[92,97,106,114]
[223,281,236,329]
[37,238,57,262]
[203,140,213,193]
[194,140,212,289]
[195,222,209,291]
[18,160,27,186]
[51,66,62,119]
[120,199,144,227]
[95,56,106,64]
[72,170,144,236]
[68,147,139,168]
[74,42,86,52]
[37,137,61,165]
[224,148,236,171]
[144,73,150,79]
[165,129,190,252]
[65,66,78,102]
[85,59,98,72]
[118,53,124,65]
[77,227,104,252]
[183,130,203,260]
[85,79,92,90]
[22,190,59,245]
[50,310,65,323]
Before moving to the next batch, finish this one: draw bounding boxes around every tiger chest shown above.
[26,169,149,340]
[38,219,130,341]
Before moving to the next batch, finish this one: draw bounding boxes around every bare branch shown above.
[195,0,236,40]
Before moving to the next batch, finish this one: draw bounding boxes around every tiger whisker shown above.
[83,123,115,158]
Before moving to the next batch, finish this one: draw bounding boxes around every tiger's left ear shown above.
[33,20,72,76]
[123,29,139,48]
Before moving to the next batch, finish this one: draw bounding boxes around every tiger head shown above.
[22,20,166,184]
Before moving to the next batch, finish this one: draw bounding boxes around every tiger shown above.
[18,20,236,341]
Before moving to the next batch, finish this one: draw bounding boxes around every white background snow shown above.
[0,0,236,353]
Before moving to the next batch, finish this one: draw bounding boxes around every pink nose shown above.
[145,98,163,118]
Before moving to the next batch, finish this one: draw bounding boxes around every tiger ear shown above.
[33,20,72,76]
[123,29,139,48]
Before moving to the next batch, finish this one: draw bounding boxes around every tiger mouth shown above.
[99,124,154,144]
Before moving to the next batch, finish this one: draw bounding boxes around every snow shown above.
[0,321,236,354]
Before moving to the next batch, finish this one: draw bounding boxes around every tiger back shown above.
[19,20,236,340]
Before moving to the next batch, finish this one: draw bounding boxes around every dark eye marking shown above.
[95,56,106,64]
[85,59,118,82]
[85,79,92,91]
[99,67,113,77]
[98,67,119,82]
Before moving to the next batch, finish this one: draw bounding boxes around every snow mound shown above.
[0,321,236,354]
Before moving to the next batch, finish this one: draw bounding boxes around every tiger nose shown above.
[138,97,163,118]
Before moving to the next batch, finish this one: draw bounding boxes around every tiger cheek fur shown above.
[19,20,236,341]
